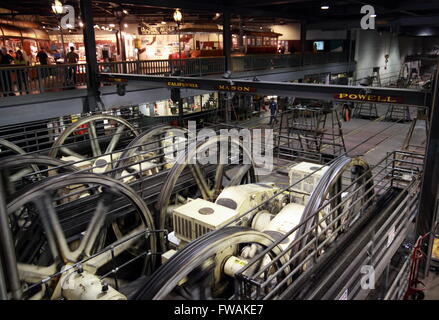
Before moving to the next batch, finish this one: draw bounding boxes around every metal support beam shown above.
[119,18,127,63]
[100,73,430,107]
[223,11,232,72]
[238,16,244,54]
[225,93,232,123]
[416,58,439,276]
[300,21,306,66]
[178,98,184,126]
[80,0,101,112]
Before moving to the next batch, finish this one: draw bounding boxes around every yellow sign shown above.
[335,93,402,103]
[167,81,200,89]
[102,76,127,83]
[216,85,257,93]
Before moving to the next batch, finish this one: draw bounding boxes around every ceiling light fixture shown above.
[321,5,329,10]
[173,8,182,23]
[51,0,64,15]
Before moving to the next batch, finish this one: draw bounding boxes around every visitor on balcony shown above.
[66,46,79,86]
[36,48,49,65]
[14,50,29,95]
[0,47,14,96]
[53,50,61,64]
[36,48,49,79]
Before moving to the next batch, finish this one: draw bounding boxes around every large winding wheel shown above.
[7,173,156,299]
[48,115,139,169]
[156,135,257,248]
[0,138,30,157]
[113,125,188,181]
[293,156,374,266]
[135,156,375,300]
[134,226,285,300]
[0,155,77,198]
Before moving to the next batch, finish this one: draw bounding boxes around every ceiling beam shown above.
[100,73,429,107]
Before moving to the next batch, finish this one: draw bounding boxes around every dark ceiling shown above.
[1,0,439,31]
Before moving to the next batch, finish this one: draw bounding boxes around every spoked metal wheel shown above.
[156,136,257,247]
[0,154,77,198]
[0,138,30,157]
[293,156,374,267]
[113,125,188,181]
[7,173,156,299]
[48,115,139,172]
[134,226,285,300]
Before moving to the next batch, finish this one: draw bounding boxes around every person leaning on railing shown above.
[13,50,29,95]
[0,47,14,96]
[65,46,79,87]
[36,48,49,79]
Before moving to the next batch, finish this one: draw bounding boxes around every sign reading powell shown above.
[334,93,403,104]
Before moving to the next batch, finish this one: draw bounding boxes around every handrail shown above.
[0,52,349,97]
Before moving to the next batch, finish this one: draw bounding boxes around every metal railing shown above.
[0,52,350,97]
[231,52,348,72]
[0,63,88,97]
[98,56,226,77]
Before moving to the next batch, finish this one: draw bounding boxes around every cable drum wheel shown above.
[113,125,188,181]
[156,135,257,249]
[134,227,285,300]
[0,155,78,198]
[7,173,156,299]
[0,139,40,174]
[48,115,139,166]
[293,156,374,268]
[0,138,31,156]
[111,125,188,249]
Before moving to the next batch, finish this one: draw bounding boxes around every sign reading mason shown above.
[216,85,257,93]
[334,93,403,104]
[167,81,200,89]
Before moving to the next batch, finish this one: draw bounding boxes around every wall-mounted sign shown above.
[215,85,257,93]
[167,81,200,89]
[334,93,403,104]
[138,25,177,35]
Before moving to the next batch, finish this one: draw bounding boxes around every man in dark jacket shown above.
[269,98,278,125]
[1,47,14,96]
